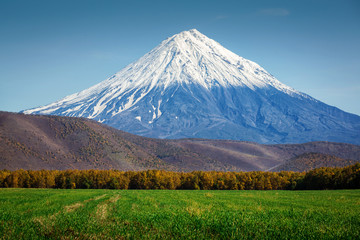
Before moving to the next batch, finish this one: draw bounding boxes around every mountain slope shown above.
[23,29,360,144]
[1,112,359,171]
[270,153,357,172]
[0,111,255,171]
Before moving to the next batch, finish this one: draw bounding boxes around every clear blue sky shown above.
[1,0,360,115]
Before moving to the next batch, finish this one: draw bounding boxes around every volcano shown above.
[24,29,360,144]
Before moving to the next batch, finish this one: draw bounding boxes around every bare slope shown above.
[270,152,357,172]
[1,112,359,171]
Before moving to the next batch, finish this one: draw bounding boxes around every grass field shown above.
[0,189,359,239]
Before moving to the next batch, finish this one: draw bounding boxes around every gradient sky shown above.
[1,0,360,115]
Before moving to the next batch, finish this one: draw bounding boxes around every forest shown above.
[0,163,359,190]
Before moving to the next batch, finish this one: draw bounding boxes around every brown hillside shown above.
[0,112,233,171]
[1,111,359,171]
[270,152,357,172]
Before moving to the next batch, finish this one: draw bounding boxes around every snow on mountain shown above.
[23,29,360,144]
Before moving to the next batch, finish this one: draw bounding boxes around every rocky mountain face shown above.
[1,112,359,171]
[23,29,360,144]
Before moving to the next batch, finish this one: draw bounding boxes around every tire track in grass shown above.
[62,194,123,240]
[64,202,83,213]
[95,194,122,222]
[33,194,108,233]
[87,194,108,202]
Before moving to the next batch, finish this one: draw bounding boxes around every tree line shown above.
[0,163,359,190]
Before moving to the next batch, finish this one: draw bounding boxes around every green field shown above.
[0,189,359,239]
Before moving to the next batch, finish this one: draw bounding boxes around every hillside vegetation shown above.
[1,163,359,190]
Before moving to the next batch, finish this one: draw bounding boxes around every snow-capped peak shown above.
[24,29,304,119]
[112,29,299,92]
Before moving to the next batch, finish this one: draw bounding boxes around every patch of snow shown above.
[157,100,162,117]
